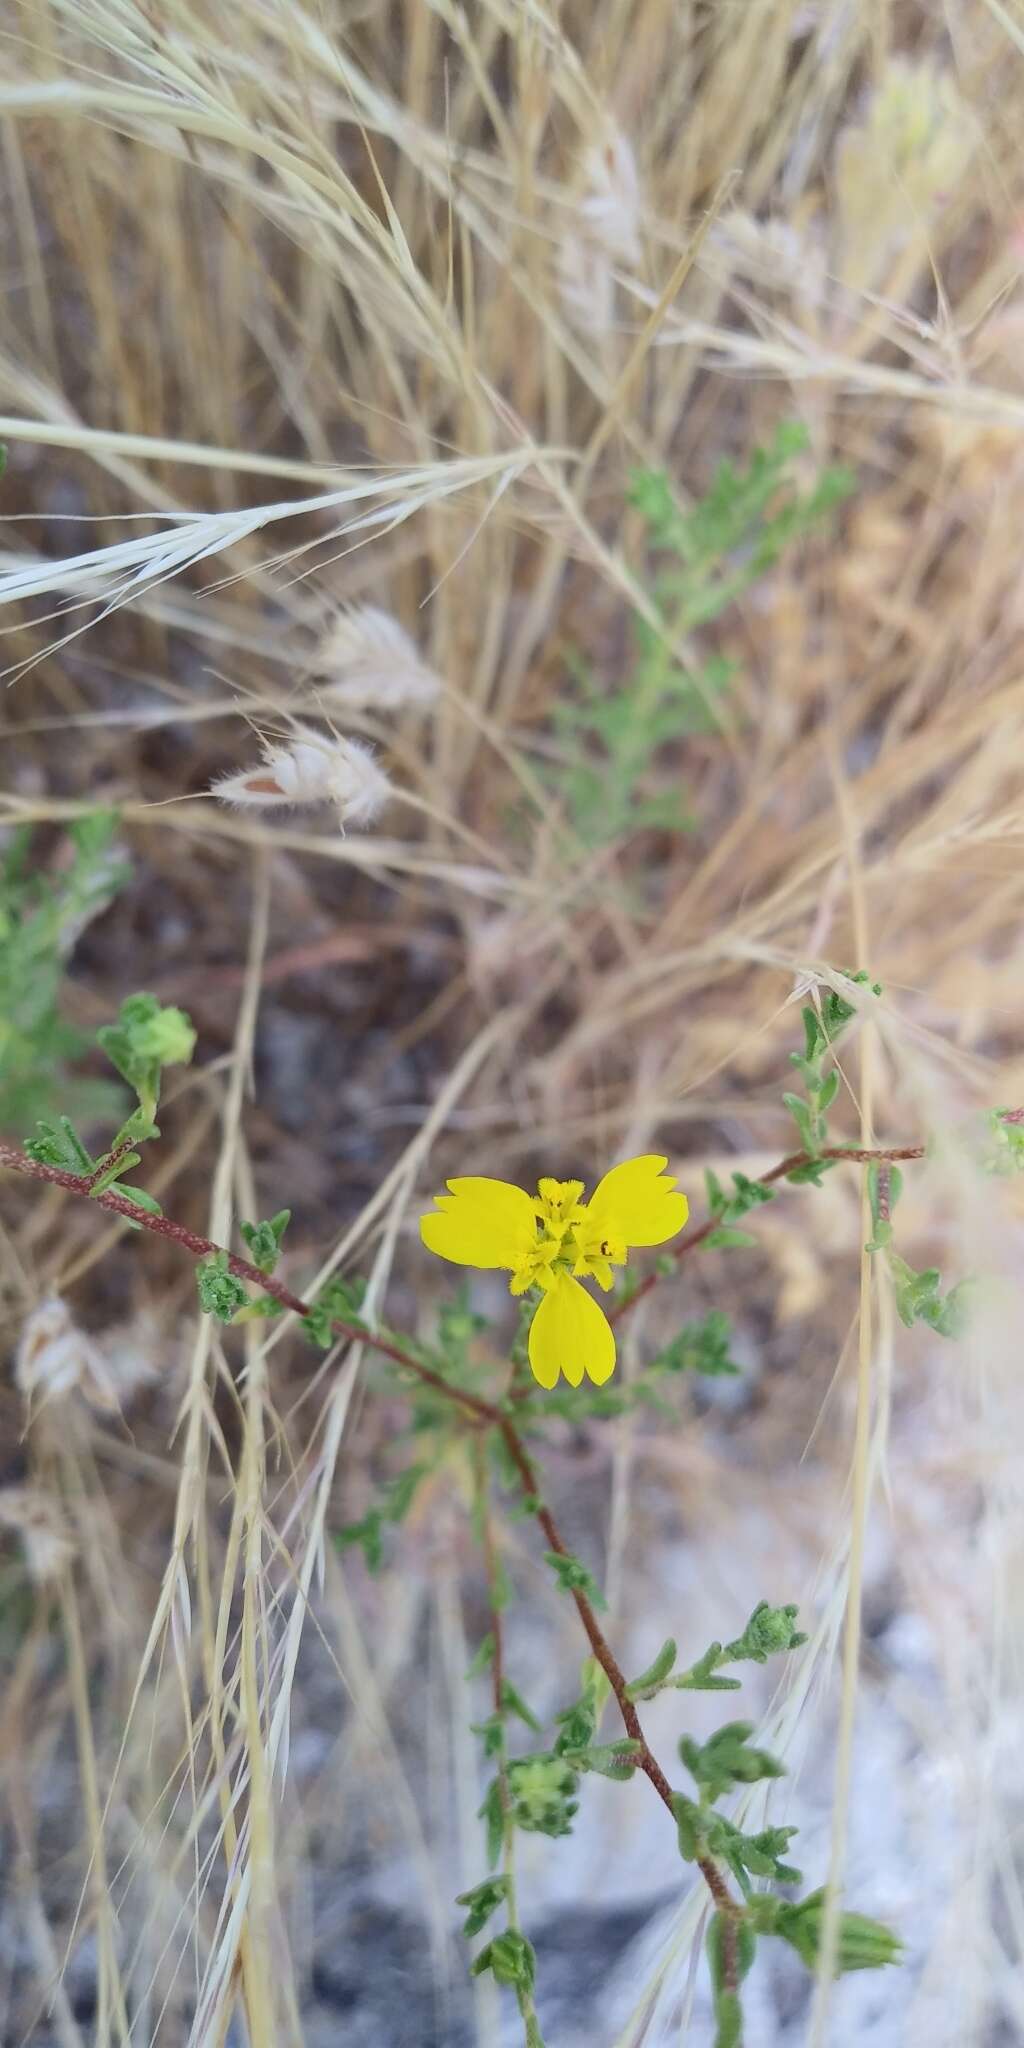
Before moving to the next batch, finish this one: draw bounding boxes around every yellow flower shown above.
[420,1155,688,1390]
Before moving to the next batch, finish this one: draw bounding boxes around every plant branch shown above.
[0,1139,496,1425]
[496,1416,740,1965]
[0,1132,742,1951]
[609,1139,928,1327]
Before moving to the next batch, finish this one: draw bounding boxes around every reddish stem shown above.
[609,1140,927,1326]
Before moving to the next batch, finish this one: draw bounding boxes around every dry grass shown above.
[2,2,1024,2043]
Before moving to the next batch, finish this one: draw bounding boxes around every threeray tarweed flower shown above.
[420,1155,688,1389]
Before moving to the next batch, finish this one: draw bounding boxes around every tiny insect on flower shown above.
[420,1155,688,1389]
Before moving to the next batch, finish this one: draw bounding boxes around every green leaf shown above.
[334,1510,384,1572]
[782,1092,816,1152]
[301,1272,368,1348]
[196,1250,248,1322]
[679,1721,786,1802]
[817,1069,840,1113]
[455,1875,510,1939]
[107,1182,162,1222]
[625,1637,678,1701]
[109,1105,161,1151]
[705,1814,803,1890]
[543,1550,607,1610]
[705,1226,758,1252]
[88,1150,142,1194]
[673,1791,704,1861]
[784,1157,838,1187]
[24,1116,94,1174]
[707,1914,757,2000]
[886,1253,971,1338]
[501,1681,541,1732]
[239,1209,291,1275]
[647,1311,740,1380]
[478,1777,506,1868]
[705,1170,775,1223]
[471,1713,506,1760]
[674,1642,741,1693]
[562,1739,643,1781]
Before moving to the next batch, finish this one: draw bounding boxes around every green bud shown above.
[471,1929,536,1994]
[722,1601,807,1665]
[239,1210,291,1275]
[508,1755,579,1838]
[196,1251,249,1322]
[773,1889,902,1973]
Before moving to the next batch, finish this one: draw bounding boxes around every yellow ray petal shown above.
[584,1154,689,1248]
[420,1176,538,1269]
[528,1272,616,1389]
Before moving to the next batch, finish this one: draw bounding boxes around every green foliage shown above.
[784,972,880,1158]
[24,1110,163,1224]
[627,1602,805,1702]
[25,1115,95,1173]
[552,1658,611,1753]
[514,1310,741,1422]
[96,991,195,1119]
[0,814,129,1133]
[722,1601,807,1665]
[196,1251,249,1322]
[333,1461,428,1573]
[507,1754,580,1838]
[456,1875,510,1938]
[749,1890,902,1972]
[20,989,194,1224]
[711,1816,802,1890]
[239,1209,291,1274]
[549,425,854,847]
[865,1161,971,1337]
[470,1929,537,1995]
[624,1637,678,1702]
[705,1170,775,1222]
[543,1548,606,1610]
[478,1776,506,1869]
[675,1794,802,1888]
[679,1721,787,1802]
[301,1272,368,1348]
[707,1916,757,2048]
[648,1310,740,1380]
[984,1107,1024,1175]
